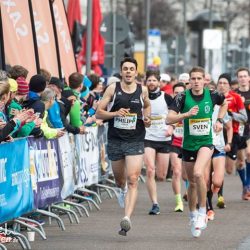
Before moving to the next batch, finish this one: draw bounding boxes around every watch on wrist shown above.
[216,118,223,124]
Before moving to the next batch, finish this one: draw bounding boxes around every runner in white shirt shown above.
[144,69,173,215]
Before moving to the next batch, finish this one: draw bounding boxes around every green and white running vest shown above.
[182,88,213,151]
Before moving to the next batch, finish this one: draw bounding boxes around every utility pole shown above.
[208,0,213,73]
[144,0,150,71]
[112,0,117,74]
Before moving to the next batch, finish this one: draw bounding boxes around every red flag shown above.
[67,0,81,34]
[78,0,105,75]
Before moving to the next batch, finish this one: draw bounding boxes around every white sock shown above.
[198,207,206,215]
[189,210,198,219]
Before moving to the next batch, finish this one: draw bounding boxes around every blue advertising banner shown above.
[28,137,62,209]
[0,139,33,223]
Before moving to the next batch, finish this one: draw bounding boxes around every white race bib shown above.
[189,118,211,136]
[174,124,183,137]
[114,113,137,130]
[150,115,165,130]
[239,123,245,136]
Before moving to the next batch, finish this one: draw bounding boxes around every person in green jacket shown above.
[67,72,84,127]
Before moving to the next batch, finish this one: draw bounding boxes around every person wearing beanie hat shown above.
[21,74,47,137]
[217,72,249,201]
[29,74,46,93]
[16,76,29,96]
[218,73,231,85]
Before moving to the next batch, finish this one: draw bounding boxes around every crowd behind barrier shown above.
[0,125,111,225]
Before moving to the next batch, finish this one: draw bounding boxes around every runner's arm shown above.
[166,92,197,124]
[95,84,117,120]
[231,108,248,123]
[142,86,151,118]
[224,119,233,145]
[216,99,228,120]
[166,109,195,124]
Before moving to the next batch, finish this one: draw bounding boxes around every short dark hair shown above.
[9,65,29,79]
[88,74,100,90]
[68,72,83,89]
[207,81,217,90]
[173,82,186,92]
[145,69,160,81]
[40,68,52,82]
[189,66,205,77]
[120,57,138,70]
[236,67,250,77]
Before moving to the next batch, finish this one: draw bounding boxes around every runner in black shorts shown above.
[143,69,173,215]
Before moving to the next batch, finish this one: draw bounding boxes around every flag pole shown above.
[86,0,93,75]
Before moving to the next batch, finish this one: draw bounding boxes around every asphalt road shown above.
[7,174,250,250]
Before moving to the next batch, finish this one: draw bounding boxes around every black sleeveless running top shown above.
[108,82,145,141]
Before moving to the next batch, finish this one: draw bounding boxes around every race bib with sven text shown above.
[189,118,211,136]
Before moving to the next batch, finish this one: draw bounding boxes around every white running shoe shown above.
[190,217,201,238]
[120,216,131,231]
[117,187,127,208]
[195,213,208,230]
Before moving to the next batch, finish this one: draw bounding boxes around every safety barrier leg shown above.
[18,217,46,237]
[95,183,118,199]
[77,187,102,204]
[61,200,89,217]
[13,218,46,240]
[71,194,100,211]
[105,178,116,186]
[0,243,7,250]
[35,209,65,231]
[50,205,79,224]
[0,227,31,250]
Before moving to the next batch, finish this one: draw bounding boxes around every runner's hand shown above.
[186,105,199,117]
[115,108,130,117]
[214,121,223,133]
[224,143,231,152]
[166,125,174,137]
[143,116,151,128]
